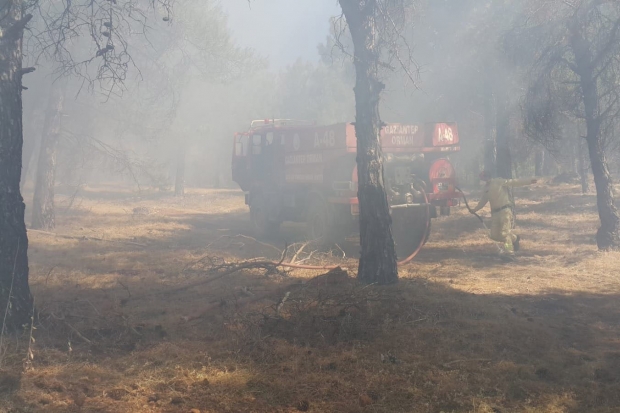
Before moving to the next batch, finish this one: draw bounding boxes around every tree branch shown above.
[591,16,620,71]
[19,67,36,75]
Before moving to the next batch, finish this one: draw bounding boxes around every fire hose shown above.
[456,186,504,253]
[456,186,485,226]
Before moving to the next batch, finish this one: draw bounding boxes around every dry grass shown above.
[1,183,620,412]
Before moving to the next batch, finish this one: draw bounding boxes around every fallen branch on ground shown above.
[64,322,92,344]
[290,241,310,264]
[183,234,285,272]
[181,266,350,323]
[134,246,291,303]
[166,260,287,297]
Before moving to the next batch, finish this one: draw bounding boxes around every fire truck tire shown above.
[250,196,280,239]
[306,199,340,244]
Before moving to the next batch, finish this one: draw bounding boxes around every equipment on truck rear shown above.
[231,119,460,260]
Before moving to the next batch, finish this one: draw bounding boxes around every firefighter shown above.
[469,171,537,254]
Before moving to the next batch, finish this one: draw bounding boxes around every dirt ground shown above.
[2,182,620,413]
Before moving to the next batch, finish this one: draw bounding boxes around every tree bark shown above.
[495,94,512,180]
[340,0,398,285]
[483,73,496,175]
[175,137,186,197]
[31,85,64,230]
[571,30,620,249]
[0,4,33,332]
[586,135,619,249]
[578,139,590,194]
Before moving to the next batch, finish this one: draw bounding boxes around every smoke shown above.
[20,0,589,196]
[220,0,341,68]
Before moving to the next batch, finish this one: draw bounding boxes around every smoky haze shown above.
[221,0,341,68]
[5,1,620,410]
[19,0,610,200]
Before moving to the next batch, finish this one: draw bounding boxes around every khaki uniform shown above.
[472,178,534,253]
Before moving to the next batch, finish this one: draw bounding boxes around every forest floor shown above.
[2,181,620,413]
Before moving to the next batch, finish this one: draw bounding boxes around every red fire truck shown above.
[232,119,460,258]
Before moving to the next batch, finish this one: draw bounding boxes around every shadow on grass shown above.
[2,270,619,413]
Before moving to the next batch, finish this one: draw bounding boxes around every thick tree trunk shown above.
[340,0,398,285]
[587,136,620,249]
[470,160,480,186]
[483,76,496,175]
[534,149,545,177]
[483,140,496,176]
[31,85,64,230]
[495,95,512,180]
[175,137,186,197]
[0,5,33,332]
[572,30,620,249]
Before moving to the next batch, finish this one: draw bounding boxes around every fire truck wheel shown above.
[306,199,338,244]
[250,198,280,239]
